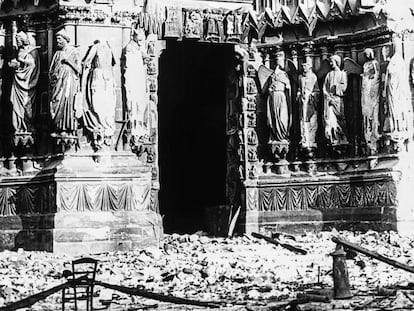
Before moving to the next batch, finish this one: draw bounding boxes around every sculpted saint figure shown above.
[49,29,81,135]
[384,46,412,141]
[323,55,348,149]
[123,28,149,139]
[361,48,380,154]
[9,31,40,133]
[267,50,291,160]
[297,61,319,152]
[82,39,116,148]
[184,10,203,38]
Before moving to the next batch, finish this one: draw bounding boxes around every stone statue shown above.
[361,48,380,154]
[123,28,149,139]
[384,46,413,143]
[297,61,319,155]
[184,10,203,39]
[323,54,348,150]
[9,31,40,133]
[82,38,116,149]
[49,29,81,135]
[266,50,292,160]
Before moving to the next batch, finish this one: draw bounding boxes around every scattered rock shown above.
[2,231,414,310]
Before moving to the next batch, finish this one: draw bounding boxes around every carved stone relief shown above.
[246,77,258,94]
[246,96,257,110]
[258,180,396,211]
[246,187,259,211]
[245,112,257,128]
[247,129,258,145]
[247,148,258,162]
[184,10,203,39]
[204,9,224,42]
[0,182,56,216]
[164,5,182,38]
[57,181,151,212]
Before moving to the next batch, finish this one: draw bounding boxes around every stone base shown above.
[0,152,163,254]
[243,208,397,235]
[241,154,409,235]
[0,211,162,255]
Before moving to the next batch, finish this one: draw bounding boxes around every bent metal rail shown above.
[0,276,220,311]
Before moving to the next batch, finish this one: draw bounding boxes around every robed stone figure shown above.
[361,48,380,154]
[49,29,81,135]
[9,31,40,133]
[259,50,292,161]
[323,55,348,149]
[82,39,116,148]
[384,47,413,141]
[123,28,149,139]
[298,61,319,152]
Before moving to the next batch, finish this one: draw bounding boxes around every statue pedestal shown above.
[392,147,414,235]
[0,152,162,255]
[242,154,404,235]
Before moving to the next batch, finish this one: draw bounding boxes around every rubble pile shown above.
[1,230,414,310]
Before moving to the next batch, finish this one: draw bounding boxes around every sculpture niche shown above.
[9,31,40,139]
[49,29,81,145]
[81,38,116,151]
[258,50,292,172]
[297,60,319,159]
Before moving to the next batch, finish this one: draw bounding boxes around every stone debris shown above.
[1,230,414,310]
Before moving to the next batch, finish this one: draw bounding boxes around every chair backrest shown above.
[71,257,98,283]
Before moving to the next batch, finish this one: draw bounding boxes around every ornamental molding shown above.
[53,0,381,39]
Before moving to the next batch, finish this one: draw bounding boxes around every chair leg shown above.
[86,287,89,311]
[90,285,94,311]
[62,289,65,311]
[74,286,78,311]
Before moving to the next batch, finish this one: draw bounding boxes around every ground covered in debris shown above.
[2,230,414,310]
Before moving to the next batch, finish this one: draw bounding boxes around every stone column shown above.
[303,43,313,66]
[47,18,54,66]
[320,45,329,62]
[244,47,259,180]
[147,38,165,214]
[350,46,361,156]
[289,46,300,162]
[262,49,270,68]
[243,44,260,234]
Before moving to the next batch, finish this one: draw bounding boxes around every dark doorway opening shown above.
[159,41,234,234]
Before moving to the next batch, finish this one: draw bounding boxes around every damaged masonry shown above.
[3,231,414,310]
[1,0,414,310]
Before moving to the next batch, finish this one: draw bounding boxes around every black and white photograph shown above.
[1,0,414,310]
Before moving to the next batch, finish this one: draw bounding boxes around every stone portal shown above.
[158,40,233,233]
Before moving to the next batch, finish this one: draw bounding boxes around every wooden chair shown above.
[62,257,98,311]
